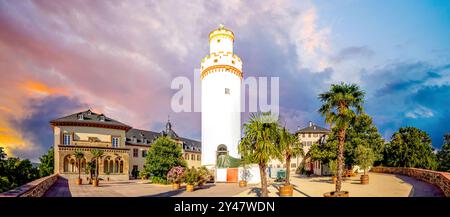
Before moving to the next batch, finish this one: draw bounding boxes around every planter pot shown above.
[92,179,99,187]
[75,178,82,185]
[332,176,337,184]
[360,174,369,185]
[279,184,293,197]
[186,184,194,192]
[239,180,247,187]
[172,183,181,190]
[323,191,349,197]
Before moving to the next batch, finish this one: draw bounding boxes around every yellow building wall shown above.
[126,145,149,172]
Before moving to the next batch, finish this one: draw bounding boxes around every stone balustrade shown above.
[370,167,450,197]
[0,174,59,197]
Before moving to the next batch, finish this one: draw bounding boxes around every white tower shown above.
[201,25,242,167]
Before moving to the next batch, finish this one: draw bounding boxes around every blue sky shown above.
[0,0,449,161]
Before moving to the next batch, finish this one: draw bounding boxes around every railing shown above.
[371,167,450,197]
[0,174,59,197]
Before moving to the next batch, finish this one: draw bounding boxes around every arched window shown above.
[217,144,228,157]
[103,157,109,174]
[119,160,124,174]
[63,156,69,172]
[109,160,114,174]
[70,159,76,173]
[81,158,86,173]
[114,160,119,173]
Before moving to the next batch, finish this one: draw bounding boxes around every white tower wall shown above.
[201,25,242,167]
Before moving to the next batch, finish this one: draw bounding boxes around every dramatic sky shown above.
[1,0,449,162]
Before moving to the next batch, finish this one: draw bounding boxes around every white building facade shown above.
[201,25,242,167]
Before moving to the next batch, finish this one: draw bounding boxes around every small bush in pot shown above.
[183,167,199,192]
[198,166,212,186]
[354,145,375,185]
[328,159,337,184]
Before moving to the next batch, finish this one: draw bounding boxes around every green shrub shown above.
[151,176,169,184]
[183,167,200,185]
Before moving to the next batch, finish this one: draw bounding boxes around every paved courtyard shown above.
[236,172,444,197]
[44,178,257,197]
[44,172,444,197]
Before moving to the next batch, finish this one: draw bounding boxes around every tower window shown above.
[225,88,230,95]
[214,59,218,63]
[232,60,235,64]
[217,39,221,43]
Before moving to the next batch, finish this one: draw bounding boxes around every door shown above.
[226,168,238,183]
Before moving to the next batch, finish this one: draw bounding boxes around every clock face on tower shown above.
[201,25,242,168]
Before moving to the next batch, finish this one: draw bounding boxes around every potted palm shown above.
[320,83,364,197]
[85,161,94,184]
[90,149,104,187]
[167,166,184,190]
[183,167,199,192]
[238,112,280,197]
[354,145,375,185]
[74,151,84,185]
[278,127,304,196]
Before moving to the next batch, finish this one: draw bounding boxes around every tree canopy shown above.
[38,147,54,177]
[144,136,186,183]
[353,145,376,174]
[437,134,450,172]
[0,149,39,193]
[383,127,437,170]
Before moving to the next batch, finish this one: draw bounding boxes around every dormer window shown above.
[132,136,137,143]
[77,113,83,120]
[143,138,147,144]
[87,110,92,115]
[99,114,105,121]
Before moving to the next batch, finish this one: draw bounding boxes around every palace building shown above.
[268,121,330,175]
[51,109,201,181]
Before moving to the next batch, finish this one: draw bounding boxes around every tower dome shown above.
[201,24,243,80]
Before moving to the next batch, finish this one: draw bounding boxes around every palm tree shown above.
[239,112,281,197]
[74,151,84,181]
[90,149,104,181]
[318,83,364,193]
[278,127,304,186]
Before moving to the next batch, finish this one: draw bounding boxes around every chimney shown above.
[309,121,313,127]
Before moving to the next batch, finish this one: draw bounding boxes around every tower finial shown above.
[219,24,224,29]
[166,115,172,132]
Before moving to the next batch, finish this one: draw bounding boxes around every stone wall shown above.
[0,174,58,197]
[371,167,450,197]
